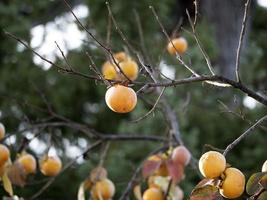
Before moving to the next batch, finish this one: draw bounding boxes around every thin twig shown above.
[223,115,267,156]
[62,0,132,82]
[54,41,73,71]
[235,0,251,82]
[185,10,215,75]
[132,87,166,123]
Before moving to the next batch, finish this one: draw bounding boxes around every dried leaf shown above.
[166,159,184,183]
[258,191,267,200]
[142,160,161,178]
[77,182,86,200]
[133,185,142,200]
[7,162,27,187]
[2,171,13,196]
[189,185,223,200]
[246,172,267,195]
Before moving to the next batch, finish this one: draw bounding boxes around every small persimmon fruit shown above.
[91,178,115,200]
[17,153,37,174]
[143,187,164,200]
[118,59,139,81]
[113,52,127,62]
[0,123,5,141]
[105,85,137,113]
[172,146,191,166]
[199,151,226,178]
[102,61,118,80]
[167,37,188,55]
[219,167,245,199]
[0,144,10,166]
[40,155,62,176]
[262,160,267,172]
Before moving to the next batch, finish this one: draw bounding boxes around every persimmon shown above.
[40,155,62,176]
[105,84,137,113]
[0,123,5,141]
[118,59,139,81]
[102,61,118,80]
[219,167,245,199]
[199,151,226,178]
[91,178,115,200]
[171,146,191,166]
[0,144,10,166]
[143,187,164,200]
[17,153,37,174]
[167,37,188,55]
[113,51,127,62]
[262,160,267,172]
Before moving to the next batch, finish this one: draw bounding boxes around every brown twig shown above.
[223,115,267,156]
[132,87,166,123]
[235,0,251,82]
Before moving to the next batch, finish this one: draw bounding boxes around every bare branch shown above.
[223,115,267,156]
[235,0,251,82]
[132,87,166,123]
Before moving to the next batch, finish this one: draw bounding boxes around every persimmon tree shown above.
[0,0,267,199]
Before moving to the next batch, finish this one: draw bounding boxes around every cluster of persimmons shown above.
[0,122,62,190]
[103,37,188,114]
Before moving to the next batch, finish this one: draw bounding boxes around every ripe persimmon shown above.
[40,155,62,176]
[171,146,191,166]
[167,37,188,55]
[105,84,137,113]
[91,178,115,200]
[0,144,10,166]
[262,160,267,172]
[102,61,118,80]
[118,59,139,81]
[0,123,5,141]
[199,151,226,178]
[219,167,245,199]
[143,187,164,200]
[17,153,37,174]
[113,51,127,62]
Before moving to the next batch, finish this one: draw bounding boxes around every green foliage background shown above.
[0,0,266,199]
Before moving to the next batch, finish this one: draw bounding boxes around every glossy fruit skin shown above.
[18,154,37,174]
[262,160,267,172]
[0,144,10,166]
[102,61,118,80]
[91,178,115,200]
[172,146,191,166]
[118,59,139,81]
[167,37,188,55]
[40,156,62,176]
[219,167,245,199]
[199,151,226,178]
[143,187,164,200]
[0,123,5,141]
[105,85,137,113]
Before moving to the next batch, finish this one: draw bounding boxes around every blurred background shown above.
[0,0,266,199]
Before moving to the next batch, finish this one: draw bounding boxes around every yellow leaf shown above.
[77,182,85,200]
[2,171,13,196]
